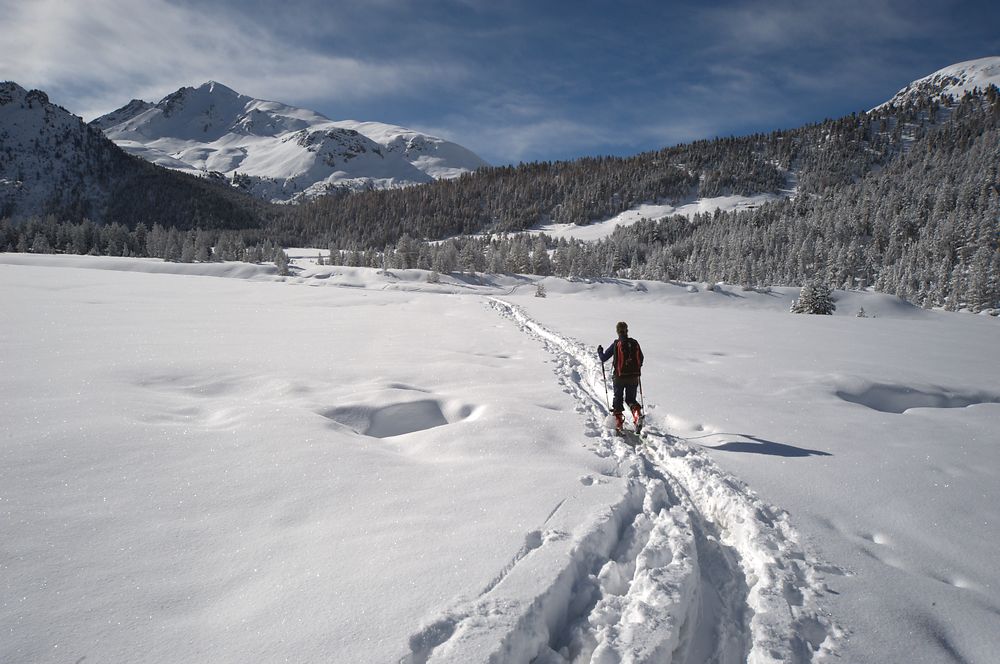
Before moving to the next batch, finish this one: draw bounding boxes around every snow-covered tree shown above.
[791,282,836,315]
[274,248,290,276]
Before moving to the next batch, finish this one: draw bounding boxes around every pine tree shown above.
[274,248,290,276]
[30,233,51,253]
[163,228,182,262]
[531,237,553,276]
[180,231,197,263]
[791,282,836,314]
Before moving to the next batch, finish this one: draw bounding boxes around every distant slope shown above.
[93,82,489,203]
[0,81,268,228]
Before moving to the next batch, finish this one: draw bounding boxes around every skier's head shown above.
[616,321,628,337]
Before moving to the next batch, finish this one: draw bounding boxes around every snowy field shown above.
[2,254,998,664]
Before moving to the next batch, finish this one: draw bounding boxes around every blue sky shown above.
[2,0,999,165]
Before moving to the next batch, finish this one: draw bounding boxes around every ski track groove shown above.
[399,298,842,664]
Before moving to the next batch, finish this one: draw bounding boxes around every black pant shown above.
[613,377,641,413]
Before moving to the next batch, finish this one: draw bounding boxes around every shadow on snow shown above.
[703,434,832,458]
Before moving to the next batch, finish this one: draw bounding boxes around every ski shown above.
[616,428,649,450]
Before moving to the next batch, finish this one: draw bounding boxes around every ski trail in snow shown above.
[399,298,842,664]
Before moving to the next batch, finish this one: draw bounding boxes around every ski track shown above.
[399,298,842,664]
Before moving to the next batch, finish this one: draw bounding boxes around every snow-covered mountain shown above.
[93,82,489,203]
[0,81,267,227]
[880,55,1000,108]
[0,81,142,221]
[1,82,96,217]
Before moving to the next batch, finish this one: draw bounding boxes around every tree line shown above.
[0,217,289,272]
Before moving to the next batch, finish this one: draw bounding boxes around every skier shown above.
[597,321,644,435]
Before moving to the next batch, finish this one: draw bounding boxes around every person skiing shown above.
[597,321,644,435]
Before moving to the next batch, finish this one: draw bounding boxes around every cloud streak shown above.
[700,0,924,52]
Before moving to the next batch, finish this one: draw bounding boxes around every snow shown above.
[96,82,489,202]
[428,194,788,247]
[879,56,1000,108]
[531,194,784,243]
[2,254,998,664]
[331,120,490,180]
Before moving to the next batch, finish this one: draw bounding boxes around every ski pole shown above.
[639,376,645,412]
[600,355,610,411]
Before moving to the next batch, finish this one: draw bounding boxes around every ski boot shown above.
[614,411,625,436]
[632,406,644,435]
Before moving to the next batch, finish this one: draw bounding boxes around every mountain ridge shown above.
[93,82,489,203]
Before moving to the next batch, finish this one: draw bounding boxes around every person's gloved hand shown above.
[597,345,604,356]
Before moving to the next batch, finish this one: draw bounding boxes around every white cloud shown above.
[417,113,618,165]
[701,0,922,52]
[0,0,466,119]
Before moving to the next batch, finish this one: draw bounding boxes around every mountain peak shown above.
[160,81,247,112]
[0,82,52,109]
[0,80,26,97]
[881,56,1000,108]
[91,98,155,130]
[195,81,240,97]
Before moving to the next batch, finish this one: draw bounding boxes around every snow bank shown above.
[0,253,277,279]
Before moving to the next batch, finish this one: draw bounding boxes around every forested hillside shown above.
[271,88,960,249]
[579,88,1000,310]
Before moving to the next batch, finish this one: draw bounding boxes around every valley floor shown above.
[1,254,998,663]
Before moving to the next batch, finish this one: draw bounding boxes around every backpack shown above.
[615,338,642,377]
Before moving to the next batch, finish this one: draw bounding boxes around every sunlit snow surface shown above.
[878,55,1000,109]
[531,194,784,242]
[2,254,998,664]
